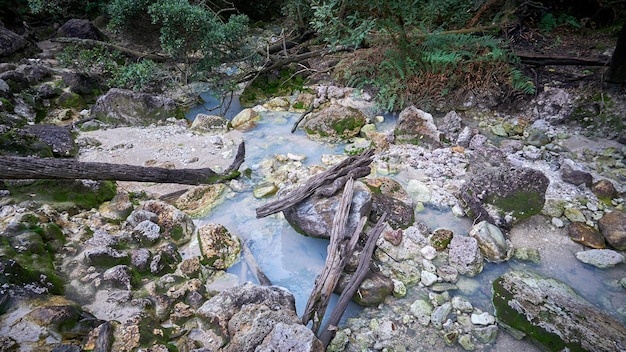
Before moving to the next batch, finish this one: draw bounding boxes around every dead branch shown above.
[318,213,387,346]
[255,149,375,218]
[52,37,169,62]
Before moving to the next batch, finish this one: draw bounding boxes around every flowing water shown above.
[184,93,626,348]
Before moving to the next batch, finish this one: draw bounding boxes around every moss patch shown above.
[487,190,544,220]
[4,179,116,210]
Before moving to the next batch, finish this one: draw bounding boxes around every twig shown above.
[291,102,314,133]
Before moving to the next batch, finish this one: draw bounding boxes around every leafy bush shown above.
[59,44,166,92]
[107,0,250,82]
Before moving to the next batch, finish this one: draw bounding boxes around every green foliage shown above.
[27,0,104,19]
[313,0,538,112]
[108,0,250,82]
[109,60,162,91]
[59,44,166,92]
[539,12,581,32]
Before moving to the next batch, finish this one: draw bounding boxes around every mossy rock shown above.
[4,179,116,210]
[302,104,367,142]
[0,128,54,157]
[239,67,307,106]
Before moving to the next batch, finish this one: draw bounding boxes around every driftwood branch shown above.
[291,102,314,133]
[318,213,387,346]
[52,37,169,63]
[301,178,367,333]
[0,142,245,185]
[242,240,272,286]
[255,149,375,218]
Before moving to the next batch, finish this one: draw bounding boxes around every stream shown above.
[184,91,625,350]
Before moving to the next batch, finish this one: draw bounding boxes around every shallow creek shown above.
[182,96,625,349]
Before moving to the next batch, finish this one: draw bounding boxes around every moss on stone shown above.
[5,180,116,210]
[488,190,544,220]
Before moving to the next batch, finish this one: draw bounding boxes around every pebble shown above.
[421,270,438,286]
[421,246,437,260]
[575,249,625,268]
[551,217,564,228]
[470,312,495,326]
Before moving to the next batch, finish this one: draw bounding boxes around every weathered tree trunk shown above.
[515,51,611,66]
[0,142,245,185]
[608,21,626,83]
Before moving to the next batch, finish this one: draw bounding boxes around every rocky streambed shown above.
[1,18,626,352]
[1,84,625,351]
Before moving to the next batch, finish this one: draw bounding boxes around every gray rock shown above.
[575,249,625,268]
[141,200,195,245]
[560,161,592,187]
[197,282,298,338]
[126,209,159,228]
[493,270,626,352]
[436,110,463,143]
[284,180,371,239]
[129,248,151,273]
[470,312,495,326]
[56,19,107,41]
[0,26,38,61]
[83,247,129,267]
[90,88,179,126]
[472,325,498,344]
[256,322,324,352]
[102,265,134,290]
[190,113,228,133]
[409,299,433,326]
[394,105,442,148]
[197,223,241,269]
[302,104,367,142]
[451,296,473,313]
[448,236,483,277]
[23,124,77,157]
[430,302,452,328]
[133,220,162,245]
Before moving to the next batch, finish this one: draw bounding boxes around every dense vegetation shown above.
[1,0,624,111]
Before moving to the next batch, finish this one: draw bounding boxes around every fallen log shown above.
[255,149,375,218]
[515,51,611,66]
[0,142,245,185]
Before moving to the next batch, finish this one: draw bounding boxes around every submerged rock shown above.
[448,235,483,277]
[567,221,606,249]
[493,270,626,352]
[575,249,625,268]
[468,221,512,263]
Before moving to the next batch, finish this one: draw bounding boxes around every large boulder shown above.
[493,270,626,352]
[197,282,322,352]
[0,26,38,61]
[90,88,180,126]
[393,106,442,148]
[283,180,372,239]
[459,164,549,229]
[23,124,77,157]
[302,104,367,142]
[56,19,107,41]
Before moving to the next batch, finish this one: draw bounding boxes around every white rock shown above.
[471,312,496,326]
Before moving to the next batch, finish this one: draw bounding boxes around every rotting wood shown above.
[255,149,375,218]
[318,213,387,346]
[515,51,611,66]
[0,142,245,185]
[301,178,368,334]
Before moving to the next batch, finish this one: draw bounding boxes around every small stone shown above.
[421,245,437,260]
[471,312,495,325]
[551,217,564,228]
[430,302,452,328]
[472,325,498,344]
[392,279,407,298]
[567,221,606,249]
[421,270,438,287]
[575,249,624,268]
[431,229,454,250]
[458,333,475,351]
[410,299,433,326]
[451,296,473,313]
[564,207,586,223]
[513,247,541,264]
[591,179,618,202]
[253,182,278,199]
